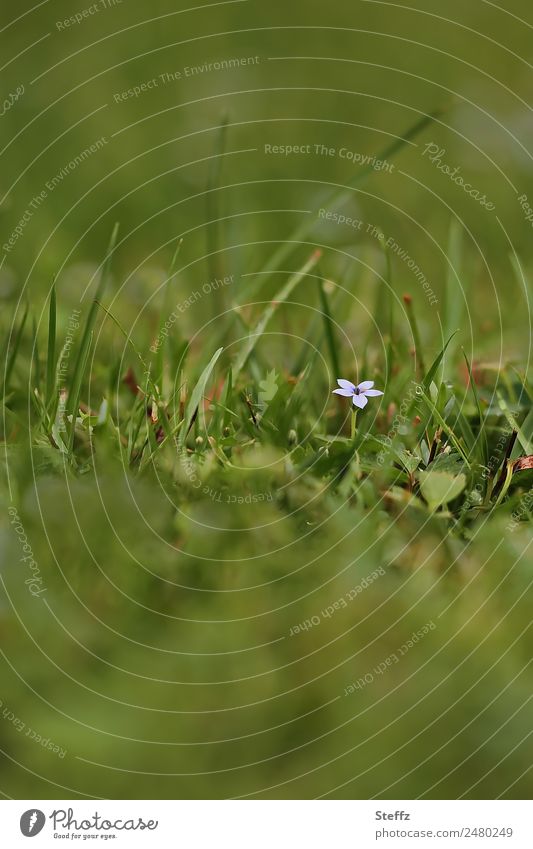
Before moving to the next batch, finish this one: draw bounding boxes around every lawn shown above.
[0,0,532,800]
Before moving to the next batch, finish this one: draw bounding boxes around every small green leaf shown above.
[428,451,464,474]
[396,448,421,474]
[418,470,466,510]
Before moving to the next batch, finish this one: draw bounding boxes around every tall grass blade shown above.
[154,238,183,391]
[233,249,321,378]
[2,303,28,399]
[246,109,443,298]
[418,387,471,467]
[463,350,488,465]
[423,331,459,390]
[317,279,340,379]
[46,281,57,410]
[443,220,465,378]
[206,115,229,314]
[66,222,119,448]
[497,394,532,455]
[178,347,224,447]
[403,294,425,376]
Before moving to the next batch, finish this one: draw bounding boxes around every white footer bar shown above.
[1,800,531,848]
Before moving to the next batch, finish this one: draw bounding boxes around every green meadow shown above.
[0,0,531,799]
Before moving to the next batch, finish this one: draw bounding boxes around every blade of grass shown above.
[243,109,443,299]
[96,298,179,456]
[423,331,459,390]
[443,220,465,379]
[490,431,518,500]
[509,366,532,403]
[497,393,532,454]
[32,315,41,398]
[154,238,183,391]
[233,249,322,378]
[95,302,152,389]
[2,303,28,399]
[418,386,471,467]
[449,398,477,459]
[462,349,488,465]
[293,321,323,375]
[317,278,340,379]
[67,330,93,453]
[127,392,145,461]
[178,346,224,447]
[222,367,233,431]
[45,280,57,411]
[367,229,393,343]
[491,460,515,509]
[206,114,229,315]
[66,222,119,449]
[380,236,395,375]
[403,294,425,376]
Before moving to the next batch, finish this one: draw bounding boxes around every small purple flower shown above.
[332,378,384,409]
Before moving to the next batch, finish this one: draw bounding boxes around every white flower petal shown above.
[352,393,368,409]
[333,388,354,397]
[337,378,356,391]
[357,380,374,391]
[364,389,383,397]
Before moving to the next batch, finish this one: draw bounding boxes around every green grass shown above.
[1,109,532,803]
[5,221,528,532]
[1,0,533,803]
[0,203,532,799]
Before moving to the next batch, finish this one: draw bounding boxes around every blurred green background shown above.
[0,0,532,799]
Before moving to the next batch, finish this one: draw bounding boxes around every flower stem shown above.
[351,408,357,440]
